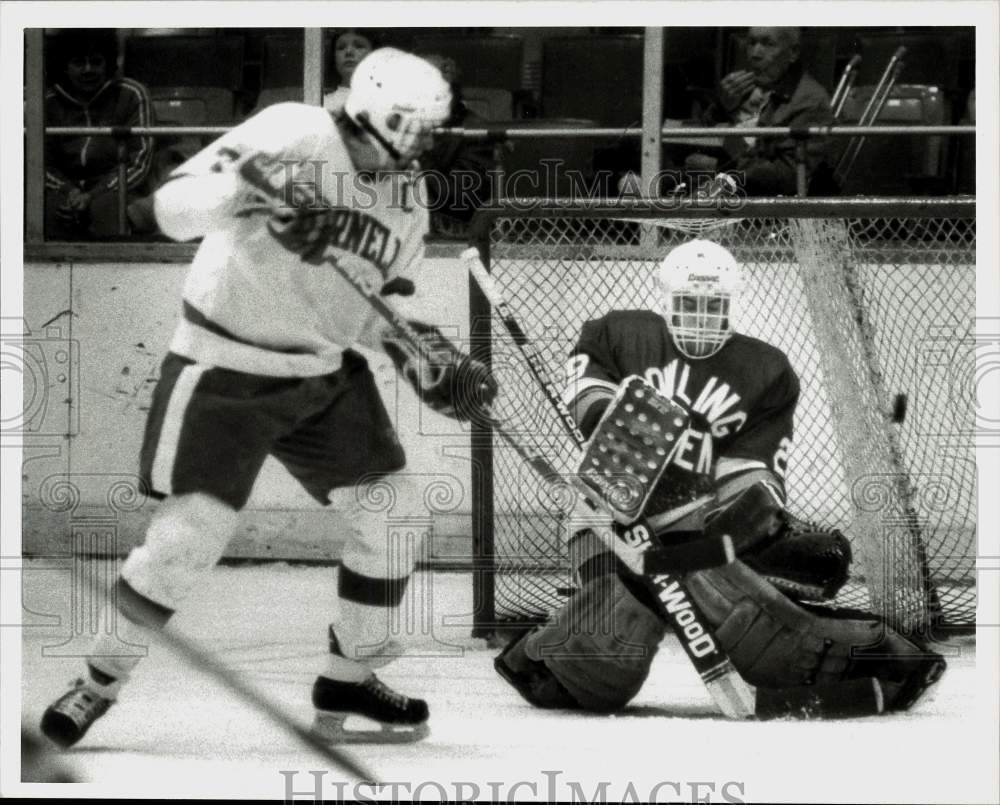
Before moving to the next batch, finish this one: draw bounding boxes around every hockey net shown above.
[469,198,976,637]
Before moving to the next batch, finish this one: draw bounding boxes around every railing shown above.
[31,123,976,249]
[45,124,977,138]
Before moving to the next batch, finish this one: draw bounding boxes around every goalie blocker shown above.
[575,376,736,573]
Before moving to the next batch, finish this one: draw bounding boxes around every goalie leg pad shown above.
[685,561,946,711]
[493,631,580,710]
[520,558,668,712]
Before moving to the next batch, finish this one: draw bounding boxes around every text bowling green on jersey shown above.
[647,358,746,474]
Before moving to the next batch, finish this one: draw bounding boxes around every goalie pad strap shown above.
[642,531,735,574]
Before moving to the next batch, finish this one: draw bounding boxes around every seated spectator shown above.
[45,29,157,239]
[323,29,378,116]
[421,54,497,236]
[695,27,834,195]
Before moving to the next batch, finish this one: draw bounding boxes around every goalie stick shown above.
[462,247,754,720]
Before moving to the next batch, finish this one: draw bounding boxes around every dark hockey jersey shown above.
[564,309,799,483]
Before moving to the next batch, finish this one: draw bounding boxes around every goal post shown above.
[467,197,976,640]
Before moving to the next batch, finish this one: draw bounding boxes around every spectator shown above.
[44,29,156,239]
[322,29,377,116]
[696,27,834,195]
[421,54,497,236]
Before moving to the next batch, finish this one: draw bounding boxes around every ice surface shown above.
[16,561,997,803]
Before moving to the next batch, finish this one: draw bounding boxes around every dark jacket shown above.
[45,78,154,195]
[704,61,832,195]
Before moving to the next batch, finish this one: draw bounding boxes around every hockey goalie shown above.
[495,238,946,718]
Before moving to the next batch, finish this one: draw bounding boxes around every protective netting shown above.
[477,210,976,636]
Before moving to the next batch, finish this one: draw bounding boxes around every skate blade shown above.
[311,712,430,745]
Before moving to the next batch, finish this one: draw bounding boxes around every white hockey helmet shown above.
[657,239,745,359]
[344,47,452,168]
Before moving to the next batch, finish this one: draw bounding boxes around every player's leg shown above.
[273,350,428,742]
[40,354,286,747]
[311,472,429,743]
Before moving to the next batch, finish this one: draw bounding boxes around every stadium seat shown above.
[412,34,523,91]
[461,87,513,121]
[149,88,238,125]
[541,36,643,126]
[836,83,951,194]
[849,31,964,89]
[256,33,305,110]
[125,35,244,123]
[495,118,600,199]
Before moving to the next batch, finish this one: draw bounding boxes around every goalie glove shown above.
[705,481,853,602]
[382,321,497,421]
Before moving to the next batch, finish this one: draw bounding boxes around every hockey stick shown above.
[77,561,376,781]
[461,247,754,719]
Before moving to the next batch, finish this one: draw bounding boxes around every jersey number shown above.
[566,354,589,384]
[772,437,792,479]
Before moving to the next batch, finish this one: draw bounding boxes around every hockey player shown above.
[496,239,945,717]
[41,49,496,747]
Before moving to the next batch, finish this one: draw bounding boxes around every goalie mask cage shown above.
[468,197,976,639]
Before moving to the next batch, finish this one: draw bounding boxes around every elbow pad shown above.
[154,172,241,241]
[567,384,616,438]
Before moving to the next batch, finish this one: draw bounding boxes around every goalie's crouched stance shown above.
[495,482,946,718]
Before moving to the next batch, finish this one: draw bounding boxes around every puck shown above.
[892,393,907,423]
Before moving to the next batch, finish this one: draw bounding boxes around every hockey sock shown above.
[86,578,175,687]
[322,565,409,683]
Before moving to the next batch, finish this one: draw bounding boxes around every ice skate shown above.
[310,674,429,744]
[310,626,429,743]
[40,673,120,749]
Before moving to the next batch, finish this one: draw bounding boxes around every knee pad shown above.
[329,474,424,580]
[121,493,238,610]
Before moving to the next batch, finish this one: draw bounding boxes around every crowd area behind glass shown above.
[28,26,976,245]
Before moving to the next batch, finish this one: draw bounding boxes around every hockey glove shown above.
[382,321,497,421]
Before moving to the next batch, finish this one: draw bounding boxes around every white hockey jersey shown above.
[156,102,430,377]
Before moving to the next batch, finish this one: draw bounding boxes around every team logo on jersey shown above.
[240,152,403,277]
[268,207,402,277]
